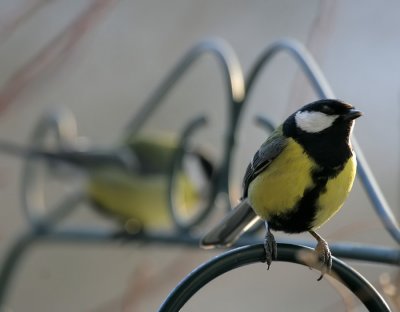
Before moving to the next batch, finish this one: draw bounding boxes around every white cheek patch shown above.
[295,111,338,133]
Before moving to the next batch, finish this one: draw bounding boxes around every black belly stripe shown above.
[267,165,343,233]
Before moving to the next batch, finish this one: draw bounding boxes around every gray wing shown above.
[200,199,258,248]
[242,126,287,198]
[201,127,287,248]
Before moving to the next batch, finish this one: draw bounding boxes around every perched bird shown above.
[201,99,362,279]
[86,134,214,232]
[0,133,214,232]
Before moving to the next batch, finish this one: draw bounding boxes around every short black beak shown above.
[343,108,362,121]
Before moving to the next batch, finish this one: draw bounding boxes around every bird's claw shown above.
[264,230,277,269]
[314,239,332,281]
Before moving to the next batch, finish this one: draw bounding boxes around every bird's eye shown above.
[321,105,334,115]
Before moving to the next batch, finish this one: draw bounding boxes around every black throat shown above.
[282,115,353,169]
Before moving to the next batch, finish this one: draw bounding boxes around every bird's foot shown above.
[263,229,277,269]
[314,238,332,281]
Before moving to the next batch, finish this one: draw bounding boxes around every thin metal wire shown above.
[20,107,80,226]
[167,115,216,231]
[123,38,245,136]
[244,38,400,244]
[0,192,86,304]
[123,38,247,225]
[45,230,400,266]
[0,232,36,308]
[253,115,276,132]
[158,244,391,312]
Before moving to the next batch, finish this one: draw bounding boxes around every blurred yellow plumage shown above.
[86,135,213,231]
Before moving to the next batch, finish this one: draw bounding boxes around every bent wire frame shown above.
[20,106,84,226]
[166,115,212,231]
[124,38,247,227]
[0,38,398,309]
[0,38,247,305]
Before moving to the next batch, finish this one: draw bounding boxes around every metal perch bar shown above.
[158,244,391,312]
[32,230,400,266]
[0,228,397,306]
[244,38,400,244]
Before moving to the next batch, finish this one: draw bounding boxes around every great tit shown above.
[0,133,214,232]
[86,134,214,232]
[201,99,362,279]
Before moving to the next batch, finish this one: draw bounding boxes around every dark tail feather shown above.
[200,200,259,248]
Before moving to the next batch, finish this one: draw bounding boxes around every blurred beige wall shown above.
[0,1,398,311]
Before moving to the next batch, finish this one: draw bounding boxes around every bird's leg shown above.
[264,222,277,269]
[309,230,332,281]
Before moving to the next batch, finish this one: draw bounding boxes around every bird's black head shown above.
[283,99,362,167]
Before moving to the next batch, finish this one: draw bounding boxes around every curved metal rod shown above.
[123,38,246,219]
[0,228,397,306]
[0,192,86,305]
[0,232,37,306]
[244,38,400,244]
[245,39,332,99]
[159,244,390,312]
[167,115,217,231]
[123,38,245,137]
[21,107,79,226]
[254,115,276,133]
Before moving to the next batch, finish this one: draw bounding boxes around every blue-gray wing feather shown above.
[242,126,287,198]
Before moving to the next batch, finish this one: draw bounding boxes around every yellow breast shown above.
[248,138,316,220]
[248,137,357,231]
[312,155,357,229]
[87,170,172,230]
[86,170,202,231]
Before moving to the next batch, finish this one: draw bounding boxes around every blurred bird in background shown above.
[0,117,214,233]
[86,134,214,232]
